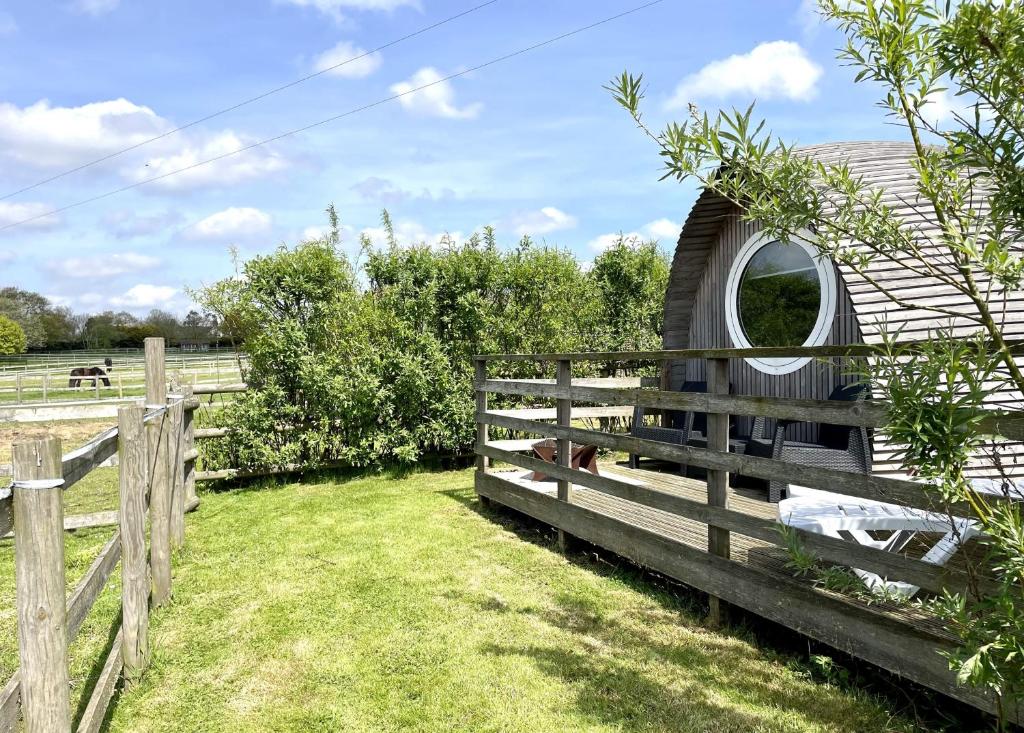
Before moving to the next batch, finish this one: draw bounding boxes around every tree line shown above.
[0,286,221,354]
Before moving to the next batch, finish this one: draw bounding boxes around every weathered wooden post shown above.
[556,358,573,552]
[144,337,172,606]
[706,357,731,626]
[168,398,185,549]
[118,405,149,681]
[181,385,197,507]
[12,435,71,733]
[475,359,490,508]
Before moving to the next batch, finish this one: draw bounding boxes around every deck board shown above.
[490,460,957,642]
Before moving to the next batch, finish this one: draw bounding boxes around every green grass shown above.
[69,468,921,732]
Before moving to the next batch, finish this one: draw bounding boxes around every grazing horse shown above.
[69,358,113,388]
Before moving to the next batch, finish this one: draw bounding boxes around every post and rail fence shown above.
[0,337,204,733]
[472,345,1024,721]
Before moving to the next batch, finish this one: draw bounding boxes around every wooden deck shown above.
[476,459,1015,721]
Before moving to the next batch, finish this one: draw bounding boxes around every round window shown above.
[724,231,837,375]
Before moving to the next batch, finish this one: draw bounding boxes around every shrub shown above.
[0,315,26,354]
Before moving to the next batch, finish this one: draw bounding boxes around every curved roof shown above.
[663,140,1023,351]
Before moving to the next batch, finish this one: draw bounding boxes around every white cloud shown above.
[390,67,481,119]
[0,202,61,232]
[126,131,289,191]
[359,218,462,249]
[281,0,418,21]
[503,207,577,237]
[186,207,272,240]
[351,176,455,205]
[103,209,183,239]
[47,252,160,279]
[644,218,680,241]
[0,99,290,191]
[667,41,823,107]
[313,41,382,78]
[73,0,119,16]
[587,219,680,252]
[110,284,179,309]
[0,12,17,35]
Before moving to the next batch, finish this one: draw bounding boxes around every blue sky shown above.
[0,0,913,315]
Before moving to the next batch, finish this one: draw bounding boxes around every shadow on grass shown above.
[448,486,991,733]
[71,609,122,730]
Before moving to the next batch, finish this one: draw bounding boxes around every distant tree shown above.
[0,315,26,354]
[39,305,80,348]
[143,309,182,342]
[0,287,48,349]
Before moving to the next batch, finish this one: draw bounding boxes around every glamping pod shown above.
[663,141,1024,479]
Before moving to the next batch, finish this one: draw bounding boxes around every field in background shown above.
[0,348,244,406]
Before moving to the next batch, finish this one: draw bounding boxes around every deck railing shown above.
[473,345,1023,720]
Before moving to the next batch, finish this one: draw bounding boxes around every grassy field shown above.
[15,468,924,733]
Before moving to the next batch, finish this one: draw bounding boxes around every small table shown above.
[530,439,599,481]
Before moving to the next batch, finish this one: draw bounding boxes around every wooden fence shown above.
[0,337,201,733]
[473,346,1024,723]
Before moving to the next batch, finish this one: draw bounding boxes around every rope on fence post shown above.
[12,435,71,733]
[118,405,150,681]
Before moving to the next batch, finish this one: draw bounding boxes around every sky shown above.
[0,0,934,316]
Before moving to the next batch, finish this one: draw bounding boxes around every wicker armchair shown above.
[744,383,871,502]
[629,380,707,471]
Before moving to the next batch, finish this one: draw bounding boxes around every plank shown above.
[192,383,247,395]
[67,531,121,641]
[476,411,984,515]
[1,510,118,540]
[0,673,19,733]
[74,629,122,733]
[479,446,987,596]
[62,428,118,492]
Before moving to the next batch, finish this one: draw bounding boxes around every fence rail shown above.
[0,338,201,733]
[472,349,1020,722]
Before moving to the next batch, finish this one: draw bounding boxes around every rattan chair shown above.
[629,380,707,471]
[744,383,871,502]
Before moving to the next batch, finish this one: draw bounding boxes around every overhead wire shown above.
[0,0,500,203]
[0,0,666,234]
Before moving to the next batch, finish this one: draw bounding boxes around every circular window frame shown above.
[724,230,837,375]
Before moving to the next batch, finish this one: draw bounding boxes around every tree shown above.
[0,315,26,354]
[610,0,1024,722]
[0,287,48,349]
[590,235,670,354]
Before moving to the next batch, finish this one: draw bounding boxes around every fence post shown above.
[42,372,48,403]
[118,373,124,399]
[556,358,573,553]
[168,398,185,549]
[118,405,149,681]
[12,435,71,733]
[182,385,197,506]
[93,374,99,400]
[15,373,21,404]
[475,359,488,475]
[145,337,172,606]
[706,357,730,626]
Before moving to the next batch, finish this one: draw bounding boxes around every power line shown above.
[0,0,666,234]
[0,0,500,203]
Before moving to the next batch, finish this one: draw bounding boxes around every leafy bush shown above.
[196,211,670,472]
[0,315,26,355]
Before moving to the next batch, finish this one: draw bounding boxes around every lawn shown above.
[31,467,919,733]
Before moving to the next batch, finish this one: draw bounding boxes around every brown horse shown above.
[69,358,113,388]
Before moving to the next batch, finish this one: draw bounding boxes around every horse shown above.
[69,358,113,388]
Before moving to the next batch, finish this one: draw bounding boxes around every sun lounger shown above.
[776,482,1010,597]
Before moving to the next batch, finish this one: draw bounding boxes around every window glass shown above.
[737,241,821,347]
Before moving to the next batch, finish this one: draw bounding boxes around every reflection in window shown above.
[737,241,822,347]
